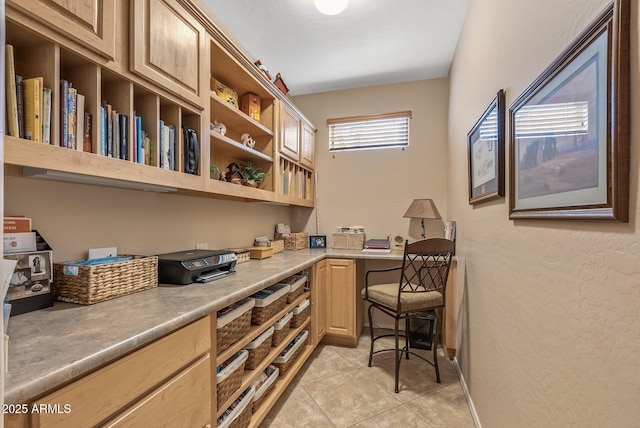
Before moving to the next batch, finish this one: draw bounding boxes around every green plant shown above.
[241,161,268,184]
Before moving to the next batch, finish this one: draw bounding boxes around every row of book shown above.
[60,79,91,151]
[281,166,312,200]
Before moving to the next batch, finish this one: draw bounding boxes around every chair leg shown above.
[367,304,375,367]
[394,317,401,393]
[433,311,441,383]
[404,317,410,359]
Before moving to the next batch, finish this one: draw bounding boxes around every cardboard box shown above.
[3,231,54,316]
[241,93,261,121]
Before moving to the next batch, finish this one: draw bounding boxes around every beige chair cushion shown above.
[362,283,443,313]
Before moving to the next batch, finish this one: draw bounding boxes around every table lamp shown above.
[403,199,441,238]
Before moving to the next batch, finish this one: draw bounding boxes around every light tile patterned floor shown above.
[260,333,475,428]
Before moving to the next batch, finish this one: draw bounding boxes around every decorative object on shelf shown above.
[403,199,441,238]
[226,162,243,185]
[468,89,505,205]
[210,164,221,180]
[241,93,261,121]
[211,119,226,136]
[241,133,256,149]
[509,0,629,222]
[254,59,272,80]
[315,0,349,15]
[393,235,404,250]
[309,235,327,249]
[241,161,268,187]
[273,73,289,95]
[211,76,239,109]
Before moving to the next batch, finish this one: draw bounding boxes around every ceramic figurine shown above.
[241,133,256,149]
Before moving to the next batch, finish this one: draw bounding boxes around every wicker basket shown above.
[275,232,309,250]
[217,386,255,428]
[217,299,255,354]
[332,233,366,249]
[273,330,308,377]
[284,274,307,304]
[251,283,290,325]
[53,255,158,305]
[217,350,249,408]
[269,239,285,254]
[243,327,274,370]
[251,365,279,413]
[290,299,310,328]
[271,312,293,347]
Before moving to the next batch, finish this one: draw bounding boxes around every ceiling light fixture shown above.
[314,0,348,15]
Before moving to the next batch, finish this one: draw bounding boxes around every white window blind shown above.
[515,101,589,138]
[328,111,411,152]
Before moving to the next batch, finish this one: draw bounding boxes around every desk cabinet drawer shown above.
[31,316,210,428]
[104,354,211,428]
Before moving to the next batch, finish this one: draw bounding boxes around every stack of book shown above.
[60,79,90,150]
[362,237,392,253]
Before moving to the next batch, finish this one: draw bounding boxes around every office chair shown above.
[362,238,454,393]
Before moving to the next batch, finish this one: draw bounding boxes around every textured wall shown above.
[292,79,450,243]
[4,176,291,262]
[448,0,640,426]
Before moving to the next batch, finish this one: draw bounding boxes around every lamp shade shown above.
[403,199,441,220]
[315,0,348,15]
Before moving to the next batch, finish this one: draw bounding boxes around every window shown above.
[514,101,589,138]
[328,111,412,152]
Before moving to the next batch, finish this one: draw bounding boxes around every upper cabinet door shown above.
[8,0,116,59]
[300,121,315,169]
[130,0,205,108]
[280,103,300,161]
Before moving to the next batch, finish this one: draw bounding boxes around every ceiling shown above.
[200,0,469,96]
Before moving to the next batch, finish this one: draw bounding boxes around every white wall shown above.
[448,0,640,426]
[292,79,450,243]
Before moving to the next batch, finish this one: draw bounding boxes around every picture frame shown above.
[468,89,505,204]
[509,0,629,221]
[309,235,327,249]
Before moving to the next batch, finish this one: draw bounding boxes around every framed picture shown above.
[509,0,630,221]
[468,89,505,204]
[309,235,327,249]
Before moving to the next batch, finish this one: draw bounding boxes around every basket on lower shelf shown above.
[53,255,158,305]
[278,274,307,304]
[251,365,279,413]
[250,283,290,325]
[217,385,255,428]
[217,350,249,409]
[290,299,310,328]
[217,298,255,354]
[243,326,274,370]
[273,330,309,377]
[271,311,293,347]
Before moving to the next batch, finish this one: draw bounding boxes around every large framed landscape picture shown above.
[509,0,630,221]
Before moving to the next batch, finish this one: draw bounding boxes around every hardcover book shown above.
[119,114,128,160]
[83,112,92,152]
[75,93,85,151]
[5,45,19,138]
[60,79,69,147]
[16,74,24,138]
[3,217,32,233]
[23,77,41,142]
[42,87,52,144]
[67,86,77,149]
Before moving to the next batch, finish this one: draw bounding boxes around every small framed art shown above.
[309,235,327,249]
[468,89,505,204]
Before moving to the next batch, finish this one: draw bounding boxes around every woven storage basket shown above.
[275,232,309,250]
[243,327,274,370]
[273,330,308,377]
[251,283,290,325]
[53,256,158,305]
[271,311,293,347]
[217,386,255,428]
[332,233,366,249]
[269,239,284,254]
[290,299,310,328]
[251,365,279,413]
[283,274,307,304]
[217,299,255,354]
[217,350,249,409]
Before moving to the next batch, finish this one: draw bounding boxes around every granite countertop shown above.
[4,248,403,404]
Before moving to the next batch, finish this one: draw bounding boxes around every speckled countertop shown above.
[4,248,403,404]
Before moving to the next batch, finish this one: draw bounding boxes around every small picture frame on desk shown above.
[309,235,327,249]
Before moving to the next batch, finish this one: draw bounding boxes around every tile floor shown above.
[260,332,475,428]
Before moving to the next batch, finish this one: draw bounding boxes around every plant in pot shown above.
[210,163,221,180]
[241,161,268,187]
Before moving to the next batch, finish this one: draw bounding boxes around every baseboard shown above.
[453,356,482,428]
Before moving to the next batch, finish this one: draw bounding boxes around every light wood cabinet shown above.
[8,0,116,59]
[30,317,210,428]
[104,354,211,428]
[130,0,206,108]
[300,121,316,169]
[324,259,362,347]
[279,103,301,161]
[311,260,327,344]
